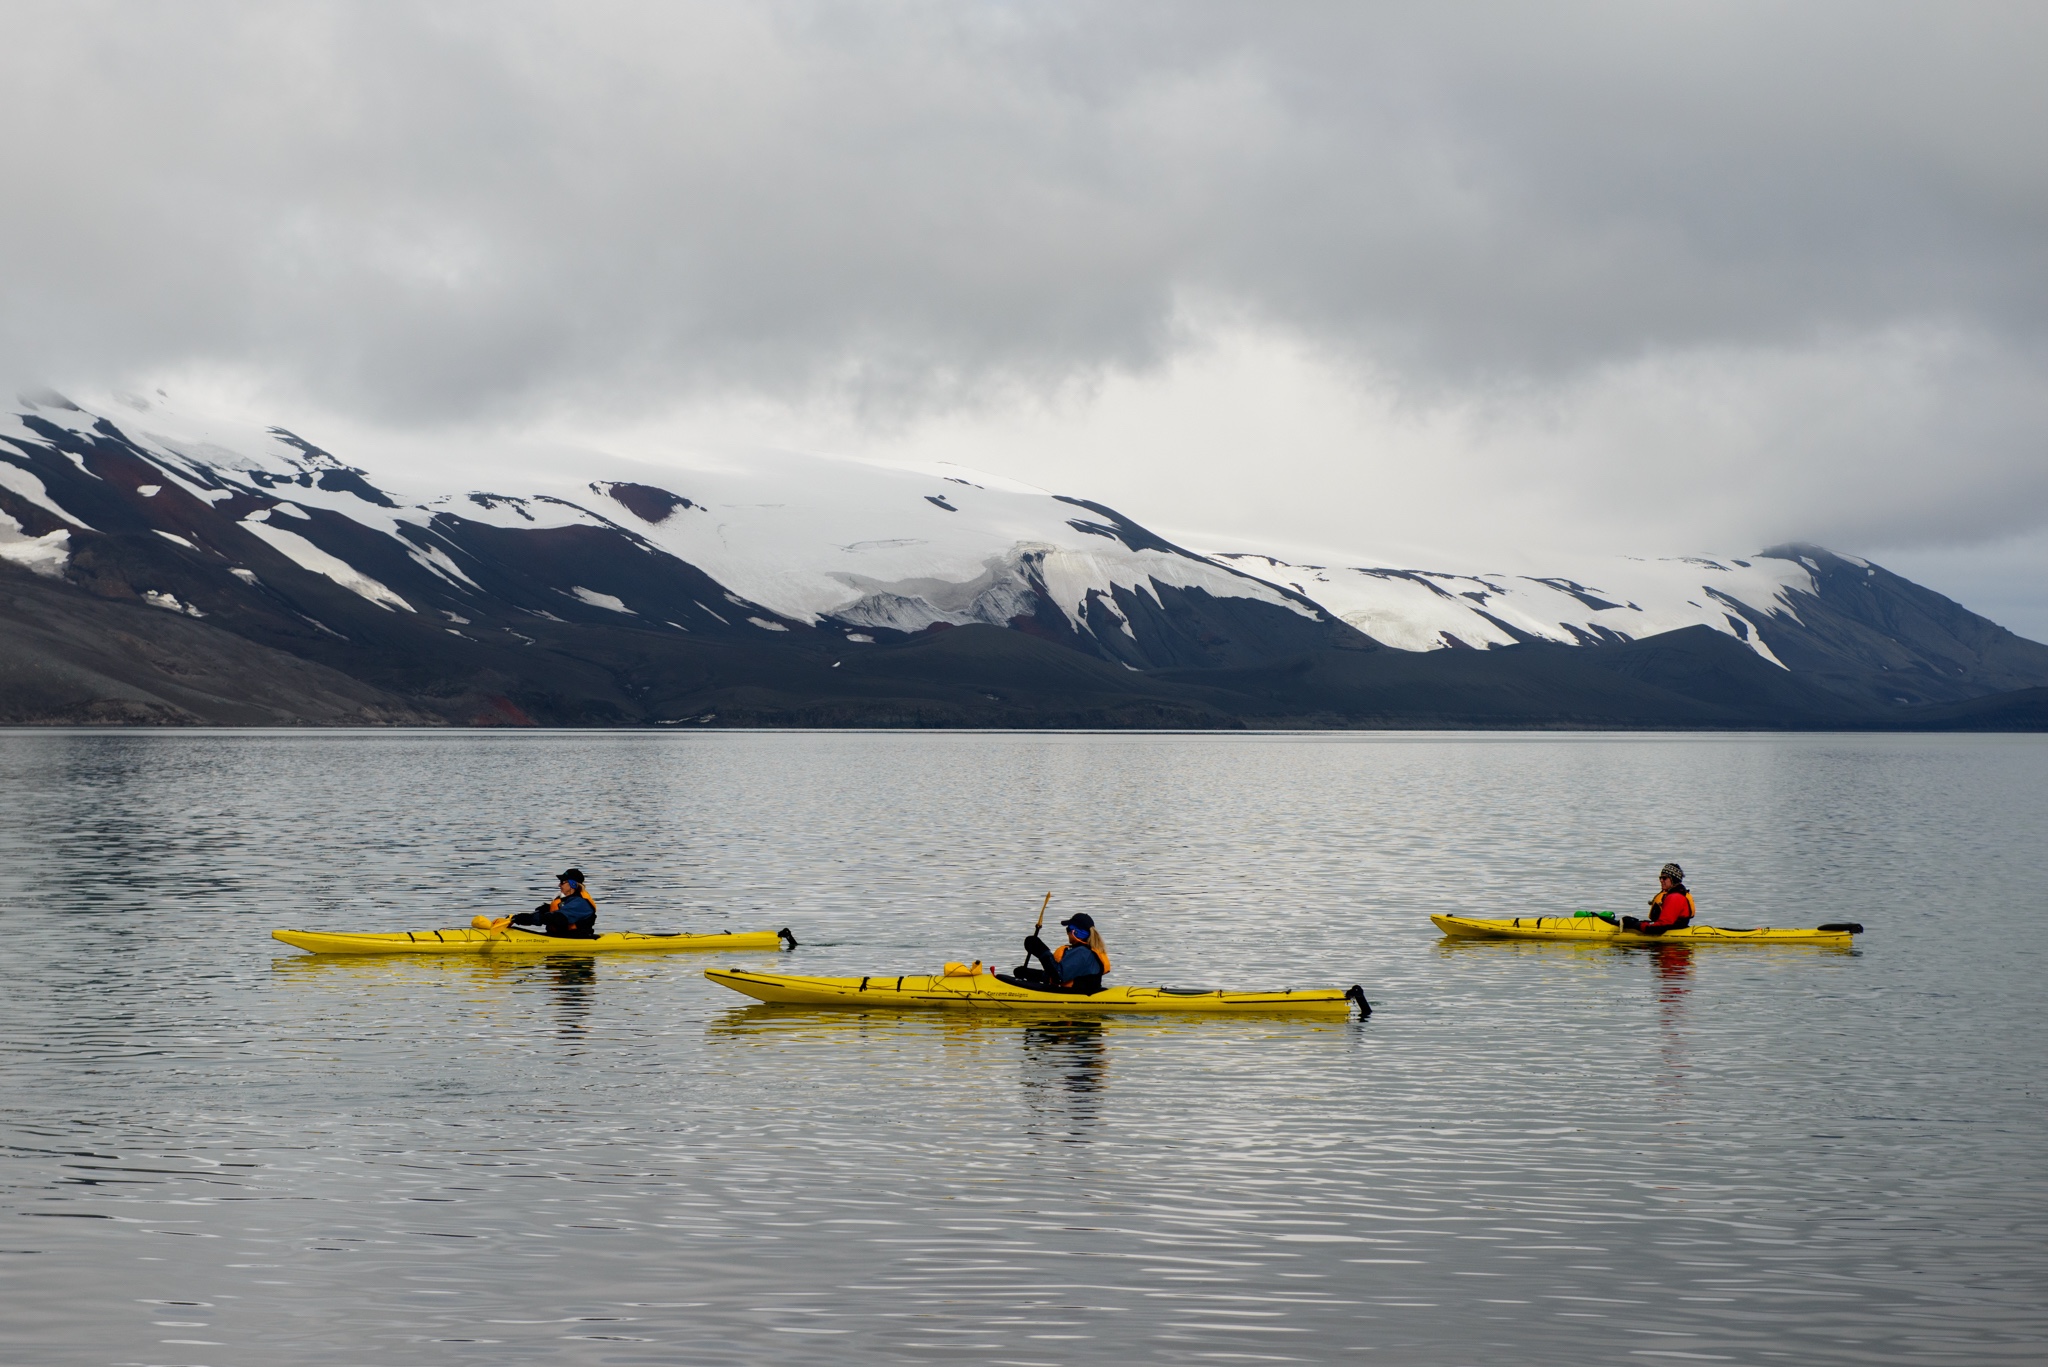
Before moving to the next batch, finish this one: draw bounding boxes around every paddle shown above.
[1022,892,1053,981]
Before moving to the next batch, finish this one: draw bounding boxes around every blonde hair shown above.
[1067,925,1110,973]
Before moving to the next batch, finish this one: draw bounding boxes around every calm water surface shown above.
[1,730,2043,1366]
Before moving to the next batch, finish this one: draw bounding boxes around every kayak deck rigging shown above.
[273,926,795,955]
[705,967,1370,1016]
[1431,914,1861,947]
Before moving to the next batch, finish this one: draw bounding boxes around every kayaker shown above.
[1018,912,1110,992]
[509,868,599,939]
[1622,863,1694,935]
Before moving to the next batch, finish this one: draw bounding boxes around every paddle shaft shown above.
[1025,892,1054,978]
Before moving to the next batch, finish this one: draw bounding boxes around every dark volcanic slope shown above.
[1564,624,1876,724]
[7,560,2042,730]
[1888,686,2048,732]
[642,624,1250,728]
[1746,545,2048,706]
[0,568,439,725]
[1152,626,1866,729]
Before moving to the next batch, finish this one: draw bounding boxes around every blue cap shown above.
[1061,913,1094,932]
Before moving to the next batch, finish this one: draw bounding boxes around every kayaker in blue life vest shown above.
[1017,912,1110,993]
[509,868,598,939]
[1621,863,1694,935]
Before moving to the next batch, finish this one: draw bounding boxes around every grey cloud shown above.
[5,2,2044,413]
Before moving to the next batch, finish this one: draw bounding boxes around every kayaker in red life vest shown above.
[1622,863,1694,935]
[509,868,598,939]
[1018,912,1110,993]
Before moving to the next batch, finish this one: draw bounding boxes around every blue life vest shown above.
[1056,942,1103,983]
[554,886,596,929]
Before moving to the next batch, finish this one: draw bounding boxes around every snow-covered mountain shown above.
[0,389,1352,672]
[4,387,2045,723]
[1211,545,2048,707]
[1212,552,1813,658]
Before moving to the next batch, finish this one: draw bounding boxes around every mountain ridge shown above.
[3,389,2044,728]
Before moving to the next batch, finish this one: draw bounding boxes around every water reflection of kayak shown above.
[705,967,1370,1016]
[1430,914,1861,947]
[272,926,794,955]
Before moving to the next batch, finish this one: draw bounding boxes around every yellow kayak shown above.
[704,968,1371,1016]
[273,926,795,955]
[1431,914,1861,947]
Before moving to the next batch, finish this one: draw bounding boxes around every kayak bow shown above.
[1431,914,1861,947]
[273,926,795,955]
[705,968,1371,1016]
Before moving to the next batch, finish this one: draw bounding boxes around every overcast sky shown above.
[7,2,2046,635]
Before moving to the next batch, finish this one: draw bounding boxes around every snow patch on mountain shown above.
[1213,551,1814,666]
[7,391,572,598]
[0,448,90,576]
[0,459,92,530]
[566,448,1313,634]
[242,509,415,612]
[0,515,69,577]
[407,540,482,590]
[141,589,204,617]
[568,586,633,613]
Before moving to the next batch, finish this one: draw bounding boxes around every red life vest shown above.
[1645,888,1694,928]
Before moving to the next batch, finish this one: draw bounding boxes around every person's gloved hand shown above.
[1024,934,1050,957]
[535,903,552,914]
